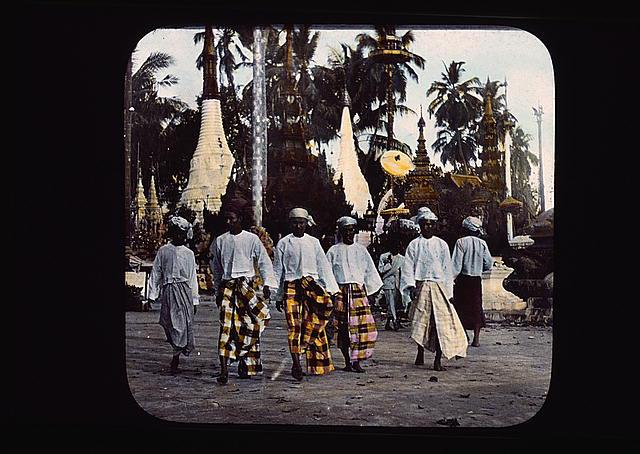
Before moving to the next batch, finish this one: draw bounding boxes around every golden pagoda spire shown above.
[404,105,437,212]
[202,25,219,100]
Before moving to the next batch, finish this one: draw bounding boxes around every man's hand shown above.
[194,305,198,315]
[276,300,283,312]
[263,286,271,300]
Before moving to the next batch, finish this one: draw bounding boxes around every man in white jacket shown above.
[378,239,405,331]
[148,216,199,374]
[326,216,382,373]
[273,208,340,380]
[451,216,494,347]
[210,205,277,384]
[401,207,468,371]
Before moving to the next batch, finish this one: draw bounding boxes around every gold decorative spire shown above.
[146,171,162,225]
[202,25,219,100]
[404,107,437,212]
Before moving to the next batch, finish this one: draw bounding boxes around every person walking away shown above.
[326,216,383,373]
[400,207,467,371]
[273,208,340,381]
[378,240,405,331]
[148,216,199,374]
[209,205,277,384]
[451,216,494,347]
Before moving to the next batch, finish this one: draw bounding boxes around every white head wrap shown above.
[336,216,357,228]
[289,208,316,226]
[169,216,194,240]
[411,206,435,224]
[415,207,438,223]
[462,216,483,233]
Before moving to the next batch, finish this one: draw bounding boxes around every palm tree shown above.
[356,26,425,148]
[291,25,320,126]
[130,51,186,194]
[193,27,251,92]
[132,52,185,124]
[510,126,539,215]
[431,128,479,172]
[426,61,482,173]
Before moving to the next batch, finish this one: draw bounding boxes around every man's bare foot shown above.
[170,356,180,373]
[433,362,446,371]
[216,368,228,384]
[342,364,353,372]
[238,359,249,379]
[471,341,480,347]
[352,362,365,373]
[291,364,304,381]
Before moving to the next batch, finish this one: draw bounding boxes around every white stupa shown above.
[333,86,372,216]
[180,25,235,220]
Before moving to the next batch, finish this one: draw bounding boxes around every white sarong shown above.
[409,281,467,359]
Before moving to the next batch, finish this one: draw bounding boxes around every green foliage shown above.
[426,61,483,173]
[131,51,188,201]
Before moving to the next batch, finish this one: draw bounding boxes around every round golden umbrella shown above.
[380,150,415,177]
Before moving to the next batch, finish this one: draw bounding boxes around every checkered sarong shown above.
[218,277,270,375]
[285,277,334,375]
[409,281,468,359]
[334,283,378,361]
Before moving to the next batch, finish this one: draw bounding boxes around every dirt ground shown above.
[125,297,552,428]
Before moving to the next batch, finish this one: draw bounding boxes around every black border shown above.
[19,1,637,446]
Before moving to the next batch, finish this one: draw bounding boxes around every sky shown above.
[132,26,554,209]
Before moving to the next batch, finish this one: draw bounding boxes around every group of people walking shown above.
[147,205,494,385]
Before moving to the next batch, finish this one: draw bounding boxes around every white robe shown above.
[326,242,383,296]
[273,233,340,300]
[400,235,454,301]
[451,236,494,279]
[209,230,277,292]
[378,252,404,291]
[148,243,199,306]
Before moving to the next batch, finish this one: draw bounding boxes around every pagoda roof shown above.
[449,173,483,188]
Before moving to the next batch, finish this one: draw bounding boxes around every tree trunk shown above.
[457,130,469,174]
[385,63,394,149]
[124,54,133,247]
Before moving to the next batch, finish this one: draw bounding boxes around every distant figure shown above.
[401,207,467,371]
[378,240,405,331]
[326,216,383,373]
[273,208,340,380]
[148,216,199,374]
[451,216,494,347]
[209,205,277,384]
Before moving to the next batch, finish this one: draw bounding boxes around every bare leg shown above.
[471,326,481,347]
[170,354,180,373]
[291,353,304,380]
[434,342,446,371]
[352,360,365,373]
[415,345,425,365]
[238,357,249,379]
[340,346,353,371]
[217,356,229,384]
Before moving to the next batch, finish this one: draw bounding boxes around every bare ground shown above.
[126,298,552,428]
